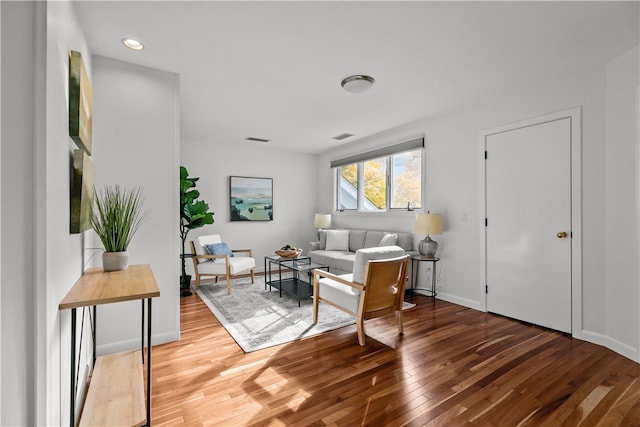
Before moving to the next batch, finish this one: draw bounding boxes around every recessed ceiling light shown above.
[341,75,375,94]
[122,38,144,51]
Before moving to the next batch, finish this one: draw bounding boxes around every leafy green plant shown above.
[180,166,215,288]
[91,185,146,252]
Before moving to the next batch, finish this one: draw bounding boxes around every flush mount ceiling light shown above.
[122,37,144,51]
[341,75,375,94]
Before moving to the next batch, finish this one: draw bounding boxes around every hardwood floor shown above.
[151,291,639,426]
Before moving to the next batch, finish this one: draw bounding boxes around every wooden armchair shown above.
[190,234,255,294]
[313,246,409,346]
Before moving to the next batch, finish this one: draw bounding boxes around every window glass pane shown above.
[338,164,358,210]
[391,150,422,209]
[363,158,386,211]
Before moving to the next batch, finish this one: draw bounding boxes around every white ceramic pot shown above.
[102,251,129,272]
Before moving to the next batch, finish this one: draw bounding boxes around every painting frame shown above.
[230,176,273,221]
[70,149,95,233]
[69,50,93,155]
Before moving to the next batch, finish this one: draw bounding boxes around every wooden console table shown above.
[59,264,160,426]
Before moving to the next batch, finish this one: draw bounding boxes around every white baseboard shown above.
[97,330,179,356]
[435,291,484,312]
[576,330,639,363]
[434,294,639,363]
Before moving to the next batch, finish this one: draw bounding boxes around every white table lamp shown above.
[314,213,331,239]
[415,212,443,257]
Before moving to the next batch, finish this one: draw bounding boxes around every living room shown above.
[2,1,639,426]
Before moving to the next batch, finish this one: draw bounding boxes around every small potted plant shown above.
[91,185,146,271]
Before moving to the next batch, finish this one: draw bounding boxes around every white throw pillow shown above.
[379,233,398,246]
[325,230,350,251]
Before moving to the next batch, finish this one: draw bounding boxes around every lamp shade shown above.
[314,213,331,228]
[415,213,443,235]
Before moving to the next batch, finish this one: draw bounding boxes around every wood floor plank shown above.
[150,290,640,426]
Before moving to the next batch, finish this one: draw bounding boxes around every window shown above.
[337,148,422,212]
[338,164,358,210]
[390,150,422,209]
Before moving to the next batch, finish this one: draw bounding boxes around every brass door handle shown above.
[557,231,568,239]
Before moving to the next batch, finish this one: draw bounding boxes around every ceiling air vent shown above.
[332,133,354,141]
[245,137,271,143]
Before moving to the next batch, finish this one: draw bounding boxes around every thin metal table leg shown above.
[411,259,417,303]
[278,263,282,297]
[70,308,76,427]
[146,298,152,426]
[92,305,97,366]
[141,300,145,362]
[432,261,437,299]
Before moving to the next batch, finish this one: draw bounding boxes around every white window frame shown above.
[334,143,424,213]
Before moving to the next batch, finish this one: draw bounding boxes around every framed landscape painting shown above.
[230,176,273,221]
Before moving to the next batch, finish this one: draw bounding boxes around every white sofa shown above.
[309,229,414,275]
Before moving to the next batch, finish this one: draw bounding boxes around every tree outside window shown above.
[337,149,422,211]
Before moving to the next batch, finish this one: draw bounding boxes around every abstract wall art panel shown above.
[70,149,95,233]
[69,50,93,155]
[230,176,273,221]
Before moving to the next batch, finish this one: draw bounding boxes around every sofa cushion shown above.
[395,233,413,251]
[349,230,367,252]
[364,231,385,248]
[309,250,351,267]
[326,229,350,251]
[379,233,398,246]
[333,253,356,273]
[319,229,327,250]
[352,245,405,283]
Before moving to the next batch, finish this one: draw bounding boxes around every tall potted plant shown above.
[91,185,146,272]
[180,166,214,296]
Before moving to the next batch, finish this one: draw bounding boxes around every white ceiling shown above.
[74,1,639,154]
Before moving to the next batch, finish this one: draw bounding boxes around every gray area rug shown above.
[197,275,415,353]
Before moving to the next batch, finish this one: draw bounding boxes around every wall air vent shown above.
[332,133,354,141]
[245,137,271,143]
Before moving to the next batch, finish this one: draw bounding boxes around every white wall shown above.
[45,2,94,425]
[1,2,37,425]
[3,3,181,425]
[181,140,318,275]
[91,56,180,353]
[317,48,640,362]
[1,1,96,425]
[604,46,639,358]
[0,2,3,420]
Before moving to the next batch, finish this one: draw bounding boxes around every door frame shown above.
[479,107,582,336]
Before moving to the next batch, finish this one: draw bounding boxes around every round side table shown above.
[409,255,440,301]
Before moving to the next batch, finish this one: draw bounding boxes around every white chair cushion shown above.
[352,245,405,284]
[196,256,255,275]
[318,274,360,314]
[196,234,222,263]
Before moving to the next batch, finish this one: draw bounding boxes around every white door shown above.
[485,117,572,333]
